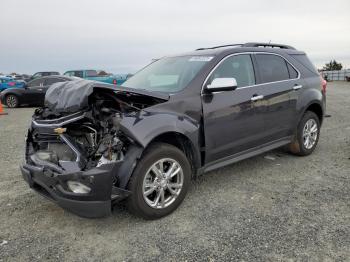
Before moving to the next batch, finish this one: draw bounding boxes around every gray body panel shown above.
[40,46,325,175]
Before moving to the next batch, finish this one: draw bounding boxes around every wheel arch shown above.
[4,92,20,107]
[146,132,201,177]
[302,101,324,125]
[306,103,323,123]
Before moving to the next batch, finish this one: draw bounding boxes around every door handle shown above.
[251,95,264,102]
[293,85,302,90]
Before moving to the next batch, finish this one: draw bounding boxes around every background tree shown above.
[323,60,343,71]
[98,70,109,76]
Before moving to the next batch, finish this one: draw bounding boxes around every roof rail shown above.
[242,42,296,50]
[196,44,243,51]
[196,42,296,51]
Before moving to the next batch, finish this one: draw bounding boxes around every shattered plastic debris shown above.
[264,155,276,161]
[0,240,8,246]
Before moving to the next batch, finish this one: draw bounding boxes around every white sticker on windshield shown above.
[189,56,214,62]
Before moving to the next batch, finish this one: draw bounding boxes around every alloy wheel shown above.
[142,158,184,209]
[302,119,318,149]
[6,95,18,108]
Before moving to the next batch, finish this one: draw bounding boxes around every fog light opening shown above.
[67,181,91,194]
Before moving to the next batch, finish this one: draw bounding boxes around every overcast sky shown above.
[1,0,349,74]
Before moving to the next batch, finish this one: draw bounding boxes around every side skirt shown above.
[198,136,292,174]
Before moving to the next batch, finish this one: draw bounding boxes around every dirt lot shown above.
[0,82,349,261]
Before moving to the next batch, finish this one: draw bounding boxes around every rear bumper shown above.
[21,162,130,218]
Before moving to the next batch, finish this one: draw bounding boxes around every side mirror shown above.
[206,78,238,92]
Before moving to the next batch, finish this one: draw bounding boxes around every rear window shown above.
[290,54,318,74]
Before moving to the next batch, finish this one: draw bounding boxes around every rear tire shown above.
[127,143,191,220]
[5,94,19,108]
[289,111,320,156]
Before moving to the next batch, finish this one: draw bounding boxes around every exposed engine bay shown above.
[26,82,168,177]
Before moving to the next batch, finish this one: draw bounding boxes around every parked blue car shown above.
[63,70,129,85]
[0,76,26,91]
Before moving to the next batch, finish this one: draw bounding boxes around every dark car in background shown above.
[27,71,60,82]
[0,75,74,108]
[21,42,326,219]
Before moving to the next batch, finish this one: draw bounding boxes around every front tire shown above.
[5,94,19,108]
[289,111,320,156]
[127,143,191,220]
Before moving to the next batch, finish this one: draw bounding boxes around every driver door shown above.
[202,54,267,164]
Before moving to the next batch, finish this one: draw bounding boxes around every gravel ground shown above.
[0,82,349,261]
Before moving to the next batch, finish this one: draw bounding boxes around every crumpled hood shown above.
[45,79,169,113]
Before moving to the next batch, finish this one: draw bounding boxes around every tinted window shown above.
[45,78,66,85]
[291,54,318,74]
[32,73,42,78]
[287,63,298,79]
[72,71,84,78]
[209,54,255,87]
[28,78,45,87]
[256,54,289,83]
[86,70,98,77]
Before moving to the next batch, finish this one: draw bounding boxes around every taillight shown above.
[113,79,117,85]
[321,76,327,94]
[8,82,15,86]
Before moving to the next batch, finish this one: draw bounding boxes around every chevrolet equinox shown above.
[21,42,326,219]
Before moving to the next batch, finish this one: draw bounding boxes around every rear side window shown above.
[209,54,255,88]
[290,54,318,74]
[287,63,298,79]
[255,54,289,83]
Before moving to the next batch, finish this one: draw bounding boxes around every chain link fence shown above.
[320,70,350,81]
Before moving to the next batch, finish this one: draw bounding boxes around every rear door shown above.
[253,53,302,142]
[202,54,267,164]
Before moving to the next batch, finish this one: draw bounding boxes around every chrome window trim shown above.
[201,52,301,94]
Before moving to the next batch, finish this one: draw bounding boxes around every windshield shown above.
[122,56,213,92]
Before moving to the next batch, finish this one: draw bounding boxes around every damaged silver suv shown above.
[21,43,326,219]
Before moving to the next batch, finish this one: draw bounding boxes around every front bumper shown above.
[21,161,130,218]
[21,111,144,218]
